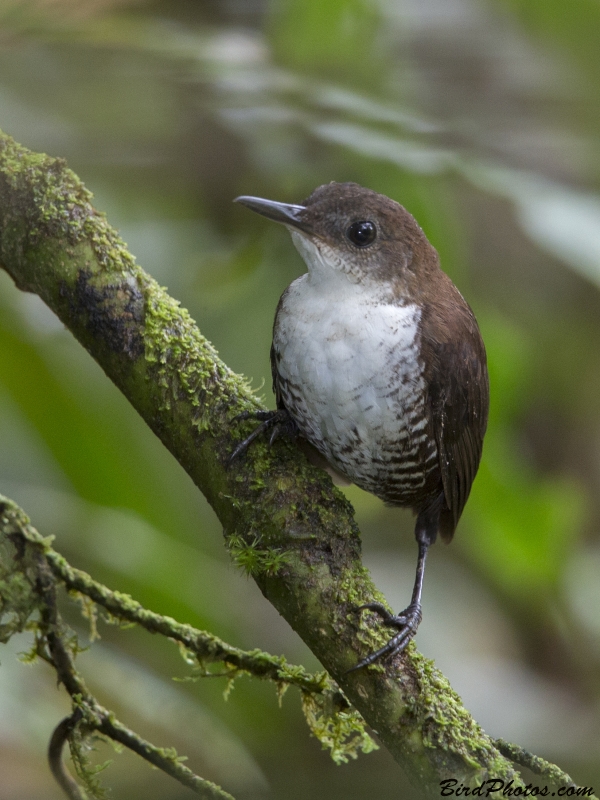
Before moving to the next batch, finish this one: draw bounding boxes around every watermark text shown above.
[439,779,595,797]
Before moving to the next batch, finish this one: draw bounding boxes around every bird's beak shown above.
[234,195,311,234]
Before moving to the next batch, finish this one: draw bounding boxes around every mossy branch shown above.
[45,534,344,701]
[0,130,592,799]
[0,495,237,799]
[1,494,374,797]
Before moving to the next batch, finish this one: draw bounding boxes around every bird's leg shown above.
[347,491,446,674]
[348,533,429,672]
[228,408,298,465]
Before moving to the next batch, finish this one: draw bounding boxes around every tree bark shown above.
[0,129,530,797]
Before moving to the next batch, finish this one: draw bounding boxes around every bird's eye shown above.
[346,220,377,247]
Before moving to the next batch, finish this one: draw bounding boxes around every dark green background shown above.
[1,0,599,797]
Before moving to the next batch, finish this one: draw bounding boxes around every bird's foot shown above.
[228,409,297,465]
[347,601,423,672]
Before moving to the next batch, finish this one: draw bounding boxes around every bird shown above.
[230,181,489,671]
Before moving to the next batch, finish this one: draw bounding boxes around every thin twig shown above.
[31,540,237,800]
[48,710,88,800]
[494,739,579,789]
[96,714,235,798]
[44,546,345,704]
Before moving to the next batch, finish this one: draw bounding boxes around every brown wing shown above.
[421,294,489,542]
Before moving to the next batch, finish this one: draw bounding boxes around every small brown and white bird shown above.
[231,182,489,670]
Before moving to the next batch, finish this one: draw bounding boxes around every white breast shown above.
[273,269,434,496]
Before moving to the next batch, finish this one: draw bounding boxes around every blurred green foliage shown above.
[270,0,383,86]
[467,312,585,607]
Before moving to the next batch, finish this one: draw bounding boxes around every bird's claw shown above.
[227,409,296,465]
[347,602,423,673]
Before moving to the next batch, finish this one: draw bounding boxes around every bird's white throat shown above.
[290,229,366,286]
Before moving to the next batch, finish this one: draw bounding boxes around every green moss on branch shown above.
[0,495,235,800]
